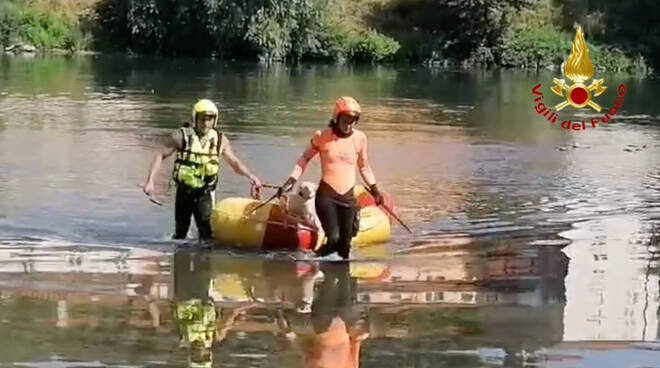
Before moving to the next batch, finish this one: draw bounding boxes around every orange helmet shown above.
[332,96,361,121]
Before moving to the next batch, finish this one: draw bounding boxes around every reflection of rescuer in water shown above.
[171,250,255,368]
[278,262,370,368]
[141,99,262,243]
[172,250,216,368]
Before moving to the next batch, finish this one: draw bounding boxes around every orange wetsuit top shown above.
[289,127,376,195]
[303,317,363,368]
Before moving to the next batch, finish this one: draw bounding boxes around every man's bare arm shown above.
[141,131,181,196]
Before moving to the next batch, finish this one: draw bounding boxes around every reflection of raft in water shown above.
[210,185,396,251]
[203,249,391,304]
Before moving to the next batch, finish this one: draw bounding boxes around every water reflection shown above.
[560,216,660,342]
[165,244,572,367]
[172,251,216,367]
[0,234,658,366]
[297,262,367,368]
[171,250,361,368]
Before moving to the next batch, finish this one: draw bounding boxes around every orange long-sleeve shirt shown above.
[289,128,376,195]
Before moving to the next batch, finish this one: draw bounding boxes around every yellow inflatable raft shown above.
[210,186,395,251]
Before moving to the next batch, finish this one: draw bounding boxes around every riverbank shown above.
[0,0,653,74]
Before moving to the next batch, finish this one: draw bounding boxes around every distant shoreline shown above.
[1,48,651,78]
[1,0,653,76]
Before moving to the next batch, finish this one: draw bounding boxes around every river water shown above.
[1,54,660,367]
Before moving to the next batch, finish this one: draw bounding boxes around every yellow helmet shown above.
[192,99,219,126]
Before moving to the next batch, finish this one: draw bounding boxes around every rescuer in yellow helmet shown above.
[141,99,262,243]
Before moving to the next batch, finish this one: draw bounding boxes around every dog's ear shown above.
[300,186,313,200]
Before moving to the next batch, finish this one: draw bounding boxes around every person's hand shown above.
[137,181,163,206]
[250,184,261,200]
[369,184,384,206]
[374,192,385,206]
[248,176,262,200]
[249,175,262,188]
[140,181,155,197]
[277,177,297,198]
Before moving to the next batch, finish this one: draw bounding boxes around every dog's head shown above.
[297,181,317,201]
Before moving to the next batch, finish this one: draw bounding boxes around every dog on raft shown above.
[279,181,324,232]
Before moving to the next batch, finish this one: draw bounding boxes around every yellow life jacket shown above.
[175,299,218,347]
[172,127,223,190]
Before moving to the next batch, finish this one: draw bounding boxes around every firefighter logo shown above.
[550,26,607,112]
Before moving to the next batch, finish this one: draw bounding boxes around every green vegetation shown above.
[84,0,400,63]
[496,0,648,72]
[0,0,92,51]
[0,0,655,73]
[497,25,641,72]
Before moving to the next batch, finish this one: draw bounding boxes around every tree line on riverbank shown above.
[0,0,655,73]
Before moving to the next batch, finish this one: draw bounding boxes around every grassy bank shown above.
[0,0,95,52]
[497,25,646,73]
[0,0,651,73]
[497,0,648,73]
[366,0,648,72]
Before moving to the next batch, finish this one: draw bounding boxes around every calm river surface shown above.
[1,54,660,367]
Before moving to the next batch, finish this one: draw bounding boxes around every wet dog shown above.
[280,181,323,231]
